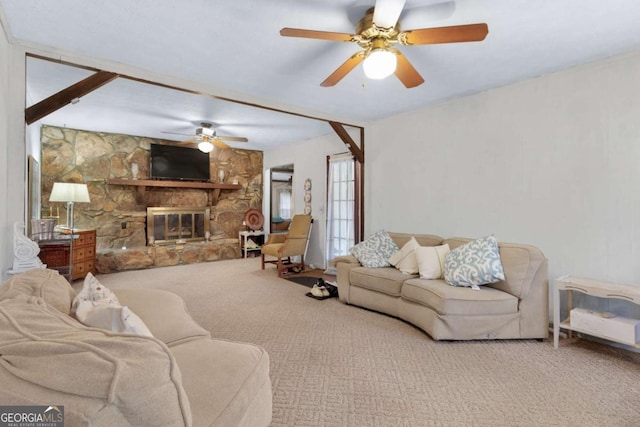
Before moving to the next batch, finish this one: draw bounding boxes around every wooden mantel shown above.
[107,179,242,205]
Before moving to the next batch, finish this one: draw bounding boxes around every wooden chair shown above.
[261,214,312,277]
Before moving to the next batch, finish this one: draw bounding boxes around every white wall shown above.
[0,20,9,277]
[0,21,26,279]
[264,131,346,269]
[367,50,640,286]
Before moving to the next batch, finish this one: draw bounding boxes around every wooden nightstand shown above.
[72,229,96,280]
[38,229,96,281]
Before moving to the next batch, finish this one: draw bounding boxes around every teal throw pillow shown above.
[351,230,399,268]
[444,235,505,289]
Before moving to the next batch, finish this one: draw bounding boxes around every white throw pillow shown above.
[414,244,450,279]
[388,237,420,274]
[72,273,153,337]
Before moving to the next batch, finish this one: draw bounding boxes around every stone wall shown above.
[40,125,263,271]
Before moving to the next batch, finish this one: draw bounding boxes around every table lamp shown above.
[49,182,90,231]
[49,182,90,282]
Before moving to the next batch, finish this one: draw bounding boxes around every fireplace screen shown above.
[147,207,210,245]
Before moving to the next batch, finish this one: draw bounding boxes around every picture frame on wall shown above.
[304,178,312,214]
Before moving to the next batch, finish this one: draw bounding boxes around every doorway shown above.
[269,164,294,234]
[325,154,356,273]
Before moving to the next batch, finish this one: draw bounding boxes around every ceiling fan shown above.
[177,123,248,153]
[280,0,488,88]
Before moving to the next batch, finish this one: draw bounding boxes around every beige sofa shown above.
[0,269,272,427]
[334,232,549,341]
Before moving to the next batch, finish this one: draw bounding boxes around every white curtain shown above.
[325,153,355,274]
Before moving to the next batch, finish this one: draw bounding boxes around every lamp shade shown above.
[363,49,397,80]
[49,183,91,203]
[198,141,214,153]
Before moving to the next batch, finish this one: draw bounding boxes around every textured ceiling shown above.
[2,0,640,150]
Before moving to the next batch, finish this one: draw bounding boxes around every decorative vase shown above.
[218,169,225,183]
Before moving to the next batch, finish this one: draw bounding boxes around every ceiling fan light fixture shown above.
[198,140,214,153]
[363,48,397,80]
[196,126,215,138]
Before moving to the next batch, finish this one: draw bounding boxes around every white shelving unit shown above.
[239,230,266,259]
[553,275,640,349]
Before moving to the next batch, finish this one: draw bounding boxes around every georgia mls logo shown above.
[0,405,64,427]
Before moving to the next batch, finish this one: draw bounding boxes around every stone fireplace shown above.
[147,207,210,245]
[40,125,264,273]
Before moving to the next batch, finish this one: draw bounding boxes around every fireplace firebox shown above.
[147,207,210,245]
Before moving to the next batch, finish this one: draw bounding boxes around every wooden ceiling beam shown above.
[328,121,364,163]
[25,70,119,125]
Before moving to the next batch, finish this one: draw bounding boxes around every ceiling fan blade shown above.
[391,49,425,88]
[321,51,365,87]
[280,28,354,42]
[161,131,192,137]
[400,23,489,45]
[373,0,406,29]
[217,135,248,142]
[212,139,230,149]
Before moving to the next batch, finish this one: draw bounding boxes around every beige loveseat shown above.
[0,269,272,426]
[334,233,549,341]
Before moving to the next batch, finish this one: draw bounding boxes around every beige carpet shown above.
[95,258,640,426]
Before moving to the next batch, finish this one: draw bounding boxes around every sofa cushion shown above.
[170,337,271,427]
[261,242,285,257]
[388,237,420,274]
[444,235,505,288]
[0,268,75,315]
[351,230,399,268]
[401,278,518,316]
[114,288,210,346]
[350,266,411,297]
[415,244,450,279]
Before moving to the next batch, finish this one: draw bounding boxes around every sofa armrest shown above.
[333,256,361,303]
[330,255,360,267]
[114,289,210,346]
[517,257,549,339]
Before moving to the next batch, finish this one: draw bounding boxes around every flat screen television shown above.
[150,143,210,182]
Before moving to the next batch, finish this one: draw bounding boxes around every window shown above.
[278,190,291,219]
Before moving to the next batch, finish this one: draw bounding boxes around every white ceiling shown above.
[2,0,640,150]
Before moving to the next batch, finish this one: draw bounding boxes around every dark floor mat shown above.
[285,276,322,288]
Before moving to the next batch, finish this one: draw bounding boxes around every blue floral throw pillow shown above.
[444,235,505,289]
[351,230,399,268]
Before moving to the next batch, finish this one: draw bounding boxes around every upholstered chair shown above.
[261,214,312,277]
